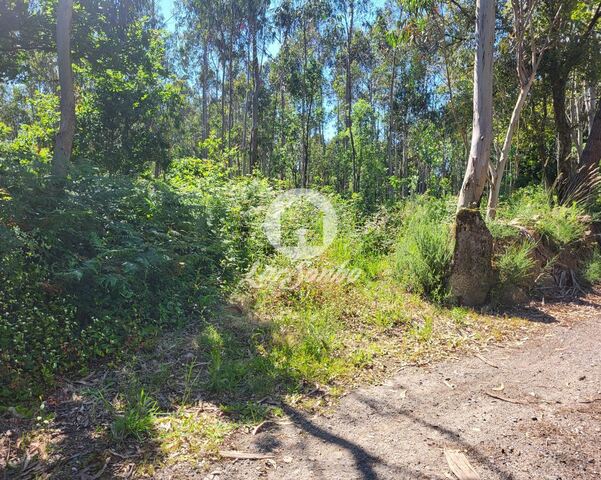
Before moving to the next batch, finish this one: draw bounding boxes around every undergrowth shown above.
[583,249,601,284]
[2,174,589,404]
[489,185,586,246]
[4,175,590,472]
[393,196,454,302]
[0,161,276,401]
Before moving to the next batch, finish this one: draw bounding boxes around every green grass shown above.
[154,408,237,462]
[496,241,536,287]
[584,249,601,284]
[492,185,586,246]
[394,197,454,302]
[536,205,586,246]
[111,389,158,442]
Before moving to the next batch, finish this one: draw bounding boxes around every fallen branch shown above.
[484,391,529,405]
[252,421,273,436]
[219,450,274,460]
[475,353,499,368]
[444,449,480,480]
[578,397,601,404]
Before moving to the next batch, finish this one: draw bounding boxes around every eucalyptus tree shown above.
[278,0,330,187]
[450,0,496,307]
[331,0,369,192]
[247,0,269,172]
[540,0,601,201]
[486,0,559,219]
[51,0,75,186]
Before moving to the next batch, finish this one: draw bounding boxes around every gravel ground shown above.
[208,294,601,480]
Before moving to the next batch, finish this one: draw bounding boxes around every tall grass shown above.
[492,186,586,246]
[394,197,454,302]
[496,241,536,287]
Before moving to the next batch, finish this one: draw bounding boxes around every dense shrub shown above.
[0,158,366,400]
[394,197,454,302]
[0,163,275,400]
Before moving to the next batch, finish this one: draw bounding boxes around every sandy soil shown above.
[207,295,601,480]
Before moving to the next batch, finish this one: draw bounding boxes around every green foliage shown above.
[0,89,58,169]
[583,249,601,285]
[494,186,587,246]
[394,197,454,302]
[537,206,586,246]
[487,220,520,240]
[75,23,183,174]
[0,161,276,401]
[496,241,536,287]
[111,389,158,442]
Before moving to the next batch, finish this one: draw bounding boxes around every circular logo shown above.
[263,189,338,260]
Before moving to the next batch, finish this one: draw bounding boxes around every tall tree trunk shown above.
[486,79,534,219]
[450,0,496,307]
[220,55,226,145]
[560,103,601,205]
[242,45,250,173]
[401,127,407,198]
[51,0,75,187]
[386,48,397,197]
[456,0,495,209]
[585,81,597,135]
[345,0,357,192]
[580,104,601,173]
[571,84,583,157]
[227,52,234,149]
[551,73,572,191]
[301,102,312,188]
[202,40,209,143]
[249,11,259,173]
[300,22,311,188]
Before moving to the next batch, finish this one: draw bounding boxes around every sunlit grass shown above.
[154,409,236,463]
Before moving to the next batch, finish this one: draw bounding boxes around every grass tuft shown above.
[111,389,158,442]
[496,241,536,287]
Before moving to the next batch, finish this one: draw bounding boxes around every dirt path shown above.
[210,297,601,480]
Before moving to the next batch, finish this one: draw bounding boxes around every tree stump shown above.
[449,208,495,306]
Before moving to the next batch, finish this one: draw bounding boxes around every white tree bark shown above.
[585,81,597,135]
[51,0,75,185]
[457,0,495,209]
[486,80,533,219]
[485,0,552,219]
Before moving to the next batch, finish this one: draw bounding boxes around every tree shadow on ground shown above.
[1,301,303,478]
[499,285,601,324]
[6,287,599,478]
[504,304,559,323]
[352,392,516,480]
[279,403,448,480]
